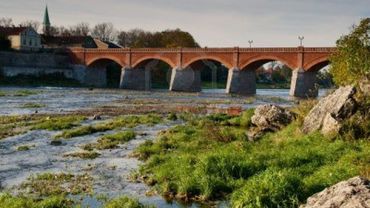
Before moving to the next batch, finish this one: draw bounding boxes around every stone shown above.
[251,104,295,131]
[247,104,295,141]
[302,85,357,135]
[50,139,63,146]
[300,176,370,208]
[92,115,102,120]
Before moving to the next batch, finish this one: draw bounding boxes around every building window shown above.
[23,39,26,45]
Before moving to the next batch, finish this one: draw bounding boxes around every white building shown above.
[0,26,42,51]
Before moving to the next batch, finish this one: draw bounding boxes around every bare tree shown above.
[91,22,116,41]
[57,26,72,37]
[19,20,41,32]
[0,17,13,27]
[69,22,90,36]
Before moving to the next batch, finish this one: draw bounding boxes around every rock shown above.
[247,104,295,141]
[302,86,357,135]
[251,104,295,131]
[300,176,370,208]
[92,115,102,120]
[50,140,63,146]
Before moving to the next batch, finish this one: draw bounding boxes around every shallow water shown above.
[0,119,209,207]
[0,87,328,116]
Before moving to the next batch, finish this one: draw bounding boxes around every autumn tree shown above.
[330,18,370,85]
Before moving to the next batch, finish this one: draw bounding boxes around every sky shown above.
[0,0,369,47]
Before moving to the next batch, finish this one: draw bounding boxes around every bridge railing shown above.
[68,47,336,53]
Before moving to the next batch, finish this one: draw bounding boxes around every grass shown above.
[63,151,100,159]
[133,111,370,207]
[83,130,136,150]
[19,103,46,109]
[20,172,93,197]
[56,114,161,139]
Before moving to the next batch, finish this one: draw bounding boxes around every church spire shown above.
[43,5,51,35]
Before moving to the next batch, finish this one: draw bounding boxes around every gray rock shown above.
[301,176,370,208]
[247,104,295,141]
[302,86,357,135]
[92,115,102,120]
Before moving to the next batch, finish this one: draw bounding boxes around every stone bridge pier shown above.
[289,68,319,98]
[226,68,256,94]
[119,67,151,90]
[169,67,201,92]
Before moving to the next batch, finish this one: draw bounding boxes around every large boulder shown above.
[302,86,357,135]
[247,104,295,141]
[301,176,370,208]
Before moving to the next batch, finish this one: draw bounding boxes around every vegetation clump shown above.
[32,115,86,131]
[16,145,32,151]
[20,172,93,196]
[83,130,136,150]
[104,196,155,208]
[133,111,369,207]
[0,193,74,208]
[56,114,161,139]
[19,103,46,109]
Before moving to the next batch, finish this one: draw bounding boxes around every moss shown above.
[20,172,93,196]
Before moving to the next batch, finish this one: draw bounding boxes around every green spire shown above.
[43,5,51,27]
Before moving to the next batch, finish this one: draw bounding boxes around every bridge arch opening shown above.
[185,59,229,91]
[308,60,333,90]
[87,58,123,88]
[241,59,293,89]
[133,58,172,89]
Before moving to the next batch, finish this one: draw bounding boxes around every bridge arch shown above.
[86,57,125,68]
[240,55,296,71]
[132,56,176,69]
[304,57,330,71]
[183,56,233,69]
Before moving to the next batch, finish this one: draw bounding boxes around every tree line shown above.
[0,17,199,48]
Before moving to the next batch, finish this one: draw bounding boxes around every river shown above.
[0,87,328,207]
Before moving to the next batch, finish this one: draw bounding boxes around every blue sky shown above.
[0,0,369,47]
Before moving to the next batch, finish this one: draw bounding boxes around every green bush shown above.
[330,18,370,86]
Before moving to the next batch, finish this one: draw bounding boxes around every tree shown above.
[0,17,13,27]
[19,20,40,32]
[330,18,370,85]
[91,22,116,41]
[69,22,90,36]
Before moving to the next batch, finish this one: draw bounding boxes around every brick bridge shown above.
[69,47,335,97]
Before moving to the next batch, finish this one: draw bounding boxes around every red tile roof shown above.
[0,27,27,36]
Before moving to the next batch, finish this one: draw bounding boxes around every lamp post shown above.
[248,40,253,48]
[298,36,304,47]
